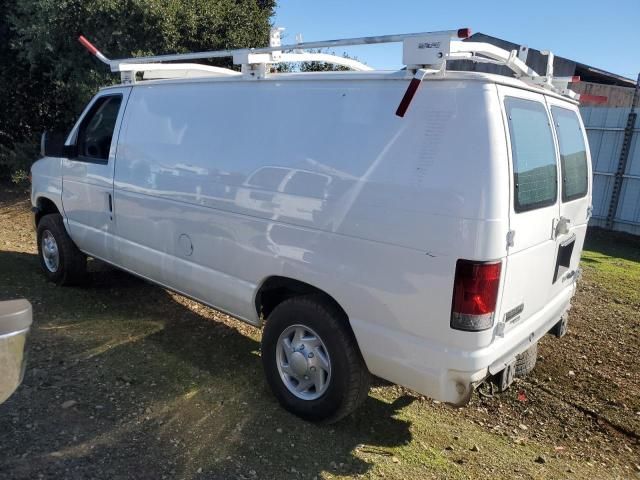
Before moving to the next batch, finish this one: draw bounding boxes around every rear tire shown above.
[515,343,538,378]
[37,214,87,286]
[261,295,370,423]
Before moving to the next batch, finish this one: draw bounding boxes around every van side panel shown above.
[115,80,507,254]
[113,79,509,399]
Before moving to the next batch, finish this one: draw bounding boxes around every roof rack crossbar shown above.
[109,29,466,65]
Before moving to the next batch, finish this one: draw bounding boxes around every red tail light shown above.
[451,260,502,331]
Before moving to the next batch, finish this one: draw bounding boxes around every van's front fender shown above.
[31,156,65,224]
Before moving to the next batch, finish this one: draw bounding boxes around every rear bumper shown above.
[353,282,575,405]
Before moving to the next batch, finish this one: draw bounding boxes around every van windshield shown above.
[505,98,558,212]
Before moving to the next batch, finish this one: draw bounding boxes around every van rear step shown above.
[487,314,569,394]
[493,359,517,392]
[548,313,569,338]
[489,343,539,393]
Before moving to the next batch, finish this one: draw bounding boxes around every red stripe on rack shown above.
[78,35,99,56]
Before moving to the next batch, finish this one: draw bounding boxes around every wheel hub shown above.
[276,324,332,400]
[289,351,309,376]
[41,230,59,273]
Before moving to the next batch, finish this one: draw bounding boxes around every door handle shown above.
[555,216,571,236]
[107,192,113,221]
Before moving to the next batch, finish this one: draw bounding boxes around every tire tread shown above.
[515,343,537,378]
[37,214,87,285]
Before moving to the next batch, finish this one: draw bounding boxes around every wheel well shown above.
[35,197,60,226]
[255,276,348,322]
[255,276,366,364]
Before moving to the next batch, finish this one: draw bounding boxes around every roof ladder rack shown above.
[77,27,579,99]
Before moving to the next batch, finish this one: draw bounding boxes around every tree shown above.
[0,0,275,181]
[274,49,362,73]
[300,50,356,72]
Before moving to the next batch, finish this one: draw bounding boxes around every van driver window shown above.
[77,95,122,162]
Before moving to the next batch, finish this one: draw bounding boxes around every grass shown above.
[0,188,638,479]
[581,228,640,305]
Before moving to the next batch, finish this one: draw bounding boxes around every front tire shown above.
[261,295,370,423]
[37,214,87,285]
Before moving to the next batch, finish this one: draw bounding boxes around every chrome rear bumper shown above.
[0,300,32,404]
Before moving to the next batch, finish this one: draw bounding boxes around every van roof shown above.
[100,69,579,105]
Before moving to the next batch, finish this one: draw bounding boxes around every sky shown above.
[273,0,639,80]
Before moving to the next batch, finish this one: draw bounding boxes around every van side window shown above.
[505,98,558,212]
[551,107,589,202]
[76,95,122,163]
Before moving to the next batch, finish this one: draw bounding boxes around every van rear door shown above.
[545,98,592,285]
[497,85,563,331]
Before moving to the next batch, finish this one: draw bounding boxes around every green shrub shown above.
[0,137,39,184]
[0,0,275,181]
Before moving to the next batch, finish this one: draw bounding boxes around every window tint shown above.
[505,98,558,212]
[77,95,122,162]
[551,107,589,201]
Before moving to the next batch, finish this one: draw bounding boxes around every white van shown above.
[31,29,591,422]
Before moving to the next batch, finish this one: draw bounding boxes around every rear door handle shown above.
[555,216,571,237]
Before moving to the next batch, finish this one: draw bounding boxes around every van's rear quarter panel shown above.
[113,78,509,379]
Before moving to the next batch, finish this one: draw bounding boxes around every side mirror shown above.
[0,299,32,404]
[41,131,74,158]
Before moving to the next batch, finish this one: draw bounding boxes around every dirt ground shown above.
[0,185,638,479]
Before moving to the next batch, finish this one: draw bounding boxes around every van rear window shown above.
[505,98,558,212]
[551,107,589,202]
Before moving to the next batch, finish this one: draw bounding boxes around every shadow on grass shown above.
[580,256,601,265]
[0,249,414,480]
[584,227,640,263]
